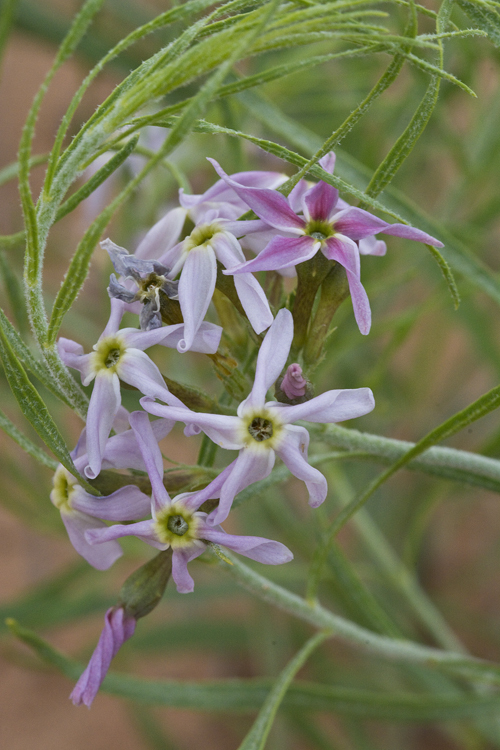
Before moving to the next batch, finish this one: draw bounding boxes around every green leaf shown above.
[238,632,329,750]
[54,135,139,222]
[316,379,500,577]
[0,407,58,470]
[0,306,73,406]
[0,323,93,489]
[10,620,500,721]
[457,0,500,46]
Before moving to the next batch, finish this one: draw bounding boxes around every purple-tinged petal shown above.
[85,520,164,549]
[213,231,273,333]
[174,460,238,511]
[303,180,339,223]
[135,207,187,260]
[70,484,151,520]
[318,151,336,173]
[70,607,136,707]
[271,387,375,424]
[60,510,123,570]
[120,322,221,356]
[113,405,132,434]
[380,222,444,247]
[116,349,172,400]
[241,308,293,412]
[101,298,125,338]
[359,236,387,256]
[201,526,293,564]
[323,235,360,277]
[177,246,217,353]
[233,274,274,334]
[141,401,243,450]
[71,428,88,461]
[171,546,206,593]
[85,372,121,479]
[322,236,370,333]
[221,219,269,237]
[129,411,171,513]
[208,448,275,526]
[333,207,389,241]
[208,159,305,233]
[226,235,318,276]
[99,418,174,471]
[346,270,372,335]
[276,425,327,507]
[58,338,95,384]
[288,179,310,214]
[158,240,184,273]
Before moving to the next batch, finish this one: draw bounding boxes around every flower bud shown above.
[275,364,314,405]
[118,548,173,620]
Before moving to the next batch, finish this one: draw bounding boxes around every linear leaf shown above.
[0,407,58,470]
[0,324,93,489]
[238,632,328,750]
[10,620,500,718]
[0,307,73,406]
[54,135,139,222]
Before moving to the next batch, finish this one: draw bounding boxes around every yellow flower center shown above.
[91,335,127,375]
[239,408,284,451]
[153,504,201,548]
[304,219,334,241]
[184,222,222,252]
[50,465,76,513]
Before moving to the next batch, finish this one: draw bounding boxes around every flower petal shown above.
[85,520,164,549]
[208,158,305,233]
[346,270,372,335]
[58,338,94,384]
[117,349,174,401]
[135,206,187,260]
[141,401,243,450]
[303,180,339,223]
[201,526,293,564]
[359,235,387,256]
[71,484,151,520]
[208,448,275,526]
[174,460,238,511]
[177,246,217,352]
[241,308,293,411]
[60,510,123,570]
[84,372,121,479]
[226,235,318,275]
[272,387,375,424]
[276,425,327,507]
[129,411,171,513]
[171,546,206,593]
[333,207,389,240]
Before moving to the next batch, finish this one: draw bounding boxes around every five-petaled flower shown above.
[85,412,293,592]
[141,309,375,525]
[208,157,444,335]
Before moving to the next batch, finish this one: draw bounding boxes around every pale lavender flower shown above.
[86,412,293,593]
[51,418,173,569]
[141,309,375,525]
[156,209,274,351]
[70,606,136,706]
[59,304,220,479]
[208,157,443,335]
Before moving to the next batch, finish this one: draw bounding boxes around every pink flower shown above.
[208,157,444,335]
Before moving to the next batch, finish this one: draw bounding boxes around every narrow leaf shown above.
[0,407,58,470]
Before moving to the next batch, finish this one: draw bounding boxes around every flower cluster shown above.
[55,152,442,706]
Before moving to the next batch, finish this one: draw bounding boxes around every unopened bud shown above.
[275,364,313,405]
[118,548,173,620]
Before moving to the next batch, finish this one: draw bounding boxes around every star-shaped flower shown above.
[141,309,375,524]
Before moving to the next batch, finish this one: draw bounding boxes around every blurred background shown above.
[1,0,500,747]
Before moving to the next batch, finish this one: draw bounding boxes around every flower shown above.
[51,417,173,569]
[208,157,444,335]
[157,209,274,351]
[59,305,220,478]
[141,309,375,525]
[85,412,293,593]
[70,606,136,706]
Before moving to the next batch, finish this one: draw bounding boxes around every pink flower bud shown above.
[281,364,307,400]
